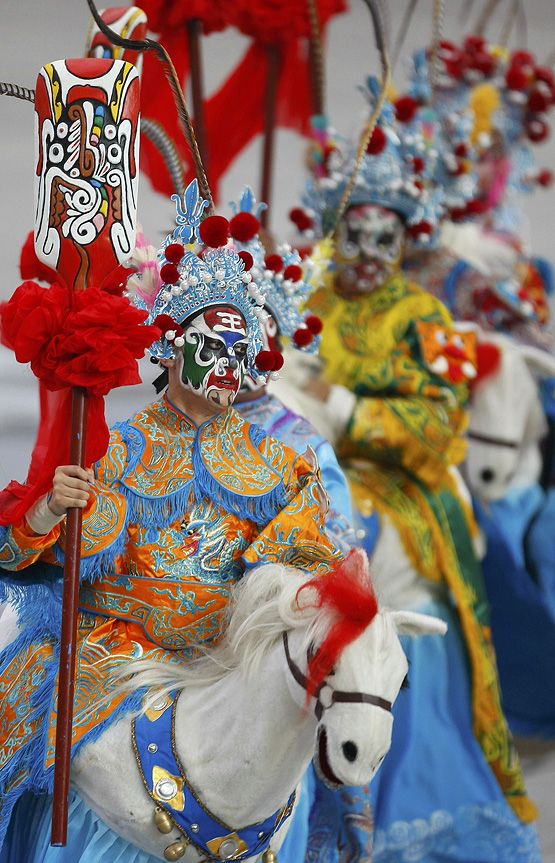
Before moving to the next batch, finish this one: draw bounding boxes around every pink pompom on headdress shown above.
[125,227,163,310]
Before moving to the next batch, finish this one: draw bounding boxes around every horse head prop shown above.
[73,550,446,861]
[465,331,555,501]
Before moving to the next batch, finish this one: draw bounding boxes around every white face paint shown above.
[180,305,248,407]
[335,205,405,295]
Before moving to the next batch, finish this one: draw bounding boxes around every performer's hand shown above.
[48,466,94,516]
[302,376,332,403]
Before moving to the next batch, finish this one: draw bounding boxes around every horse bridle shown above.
[467,430,519,449]
[282,632,392,721]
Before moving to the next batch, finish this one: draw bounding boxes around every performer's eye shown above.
[206,338,223,352]
[234,343,248,361]
[377,232,395,247]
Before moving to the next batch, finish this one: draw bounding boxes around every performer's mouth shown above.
[315,726,344,789]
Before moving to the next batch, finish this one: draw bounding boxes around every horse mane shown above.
[298,549,379,698]
[120,550,378,696]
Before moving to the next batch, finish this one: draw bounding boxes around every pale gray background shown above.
[0,1,554,857]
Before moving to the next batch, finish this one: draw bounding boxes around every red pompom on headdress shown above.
[305,315,323,335]
[165,243,185,264]
[153,314,183,339]
[229,211,260,242]
[283,264,303,282]
[289,208,314,232]
[265,254,284,273]
[366,126,387,155]
[199,215,230,248]
[292,327,313,348]
[394,96,419,124]
[255,349,283,372]
[238,250,254,270]
[296,549,379,700]
[160,263,181,284]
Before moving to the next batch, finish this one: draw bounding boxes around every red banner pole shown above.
[51,388,87,845]
[260,44,281,229]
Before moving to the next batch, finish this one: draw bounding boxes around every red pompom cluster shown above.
[139,0,227,35]
[165,243,185,263]
[289,207,314,233]
[292,315,322,348]
[0,281,160,397]
[366,126,387,156]
[229,0,346,44]
[264,254,283,273]
[199,215,230,248]
[255,349,284,372]
[238,250,254,270]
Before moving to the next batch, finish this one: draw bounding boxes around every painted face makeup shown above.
[335,205,405,295]
[181,305,249,407]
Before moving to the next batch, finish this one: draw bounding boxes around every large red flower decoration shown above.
[1,281,160,397]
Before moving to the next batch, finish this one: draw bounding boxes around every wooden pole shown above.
[51,388,87,845]
[187,19,208,173]
[260,44,281,229]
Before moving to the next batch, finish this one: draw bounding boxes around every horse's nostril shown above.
[480,468,495,483]
[342,741,358,763]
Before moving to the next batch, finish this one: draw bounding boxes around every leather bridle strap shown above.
[467,430,519,449]
[282,632,392,721]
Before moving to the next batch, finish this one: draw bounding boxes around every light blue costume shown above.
[237,390,355,863]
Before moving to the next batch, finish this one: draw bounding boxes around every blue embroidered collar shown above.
[132,691,296,861]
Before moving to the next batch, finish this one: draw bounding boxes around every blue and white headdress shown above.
[129,180,270,377]
[229,187,322,354]
[297,77,476,248]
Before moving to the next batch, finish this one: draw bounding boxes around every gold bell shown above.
[262,850,278,863]
[154,806,174,834]
[164,839,188,861]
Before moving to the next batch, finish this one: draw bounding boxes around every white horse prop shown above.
[465,331,555,502]
[5,551,441,862]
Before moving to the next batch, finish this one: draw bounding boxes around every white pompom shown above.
[174,336,185,348]
[165,330,176,341]
[201,271,212,284]
[188,275,198,287]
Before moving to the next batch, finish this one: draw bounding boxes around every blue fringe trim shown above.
[50,526,130,586]
[116,481,194,530]
[0,617,144,847]
[191,428,290,527]
[0,565,63,635]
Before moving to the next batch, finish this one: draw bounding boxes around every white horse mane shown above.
[121,563,340,696]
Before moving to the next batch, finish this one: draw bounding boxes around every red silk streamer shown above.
[0,280,160,526]
[138,0,345,200]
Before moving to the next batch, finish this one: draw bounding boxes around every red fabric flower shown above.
[229,212,260,242]
[1,281,159,397]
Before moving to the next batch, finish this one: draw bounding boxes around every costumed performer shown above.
[0,179,341,862]
[286,79,540,862]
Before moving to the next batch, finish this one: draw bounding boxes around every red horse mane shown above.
[296,549,379,699]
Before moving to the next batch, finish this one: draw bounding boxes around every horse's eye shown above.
[401,674,410,690]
